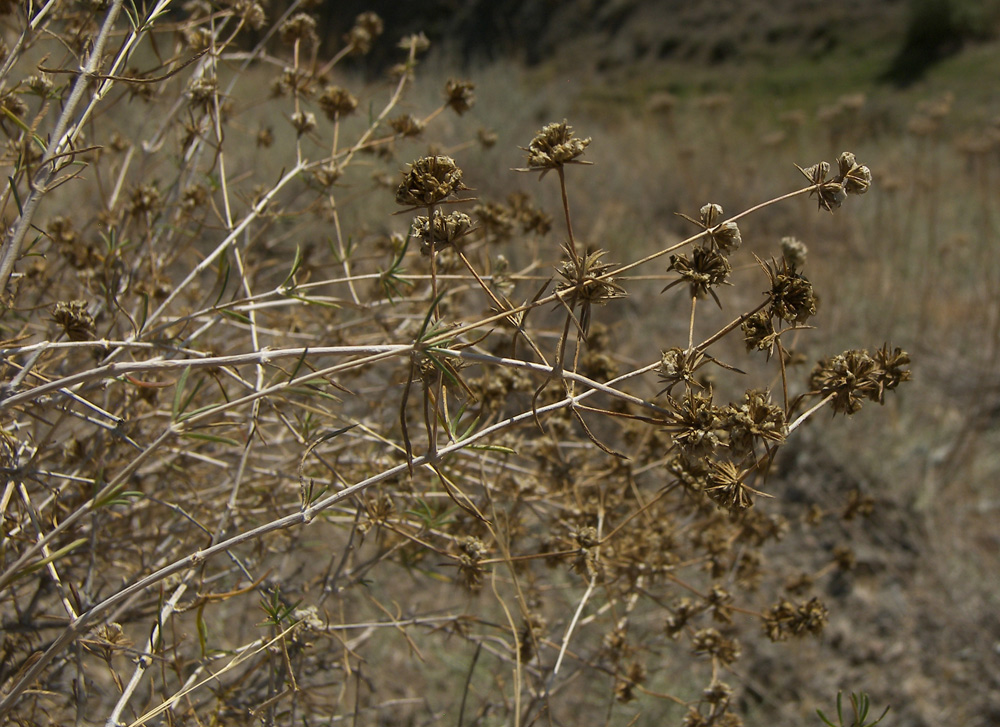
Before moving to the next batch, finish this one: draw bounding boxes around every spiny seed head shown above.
[444,79,475,115]
[410,210,474,254]
[521,120,592,176]
[318,86,358,119]
[838,151,872,195]
[51,300,95,341]
[388,114,424,138]
[797,152,871,211]
[344,12,383,56]
[279,13,317,46]
[395,156,467,207]
[690,628,740,664]
[290,110,316,136]
[722,388,787,457]
[762,257,816,324]
[810,346,910,415]
[398,32,431,54]
[704,459,757,514]
[233,0,266,30]
[741,310,778,357]
[668,390,722,458]
[664,245,732,306]
[763,597,829,641]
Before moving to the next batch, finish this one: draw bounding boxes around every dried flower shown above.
[395,156,467,207]
[128,183,162,217]
[691,628,740,664]
[555,246,627,333]
[837,151,872,195]
[519,120,592,177]
[810,349,891,415]
[398,32,431,54]
[477,127,498,148]
[388,114,424,138]
[664,245,732,306]
[666,390,722,458]
[704,459,770,514]
[665,597,702,638]
[344,12,383,55]
[721,388,787,457]
[318,86,358,119]
[186,75,217,110]
[290,110,316,136]
[763,597,828,641]
[760,256,816,324]
[741,309,779,357]
[52,300,95,341]
[780,236,807,268]
[279,13,318,47]
[410,210,474,254]
[677,203,742,253]
[796,152,872,211]
[444,79,475,115]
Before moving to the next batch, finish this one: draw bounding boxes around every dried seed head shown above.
[186,75,218,109]
[704,459,761,514]
[700,202,723,227]
[667,390,722,458]
[444,79,475,115]
[690,628,740,664]
[871,344,912,401]
[763,597,829,641]
[318,86,358,119]
[344,12,383,55]
[388,114,424,138]
[555,246,627,332]
[658,347,700,394]
[798,153,871,210]
[838,151,872,195]
[233,0,266,30]
[810,349,878,414]
[741,310,778,357]
[703,680,733,706]
[664,245,732,306]
[810,346,910,414]
[477,127,498,148]
[128,183,162,217]
[521,120,592,176]
[722,388,786,457]
[410,210,474,254]
[395,156,467,207]
[290,110,316,136]
[762,257,816,324]
[279,13,318,47]
[52,300,95,341]
[312,163,342,189]
[711,221,742,253]
[780,236,808,268]
[398,32,431,54]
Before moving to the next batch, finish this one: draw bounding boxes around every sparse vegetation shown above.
[0,3,997,726]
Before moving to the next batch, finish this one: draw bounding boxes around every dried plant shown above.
[0,5,913,726]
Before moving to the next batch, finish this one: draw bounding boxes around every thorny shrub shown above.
[0,3,909,726]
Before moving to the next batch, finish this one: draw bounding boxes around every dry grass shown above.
[3,3,998,726]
